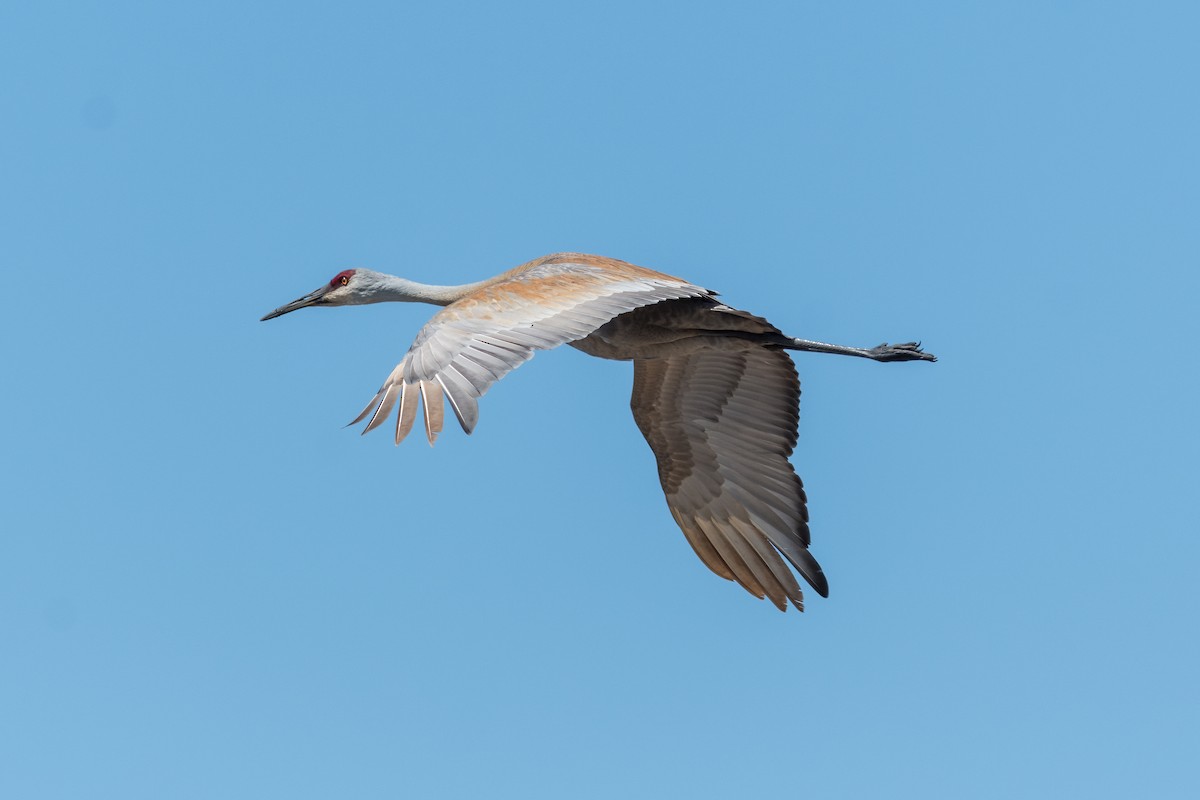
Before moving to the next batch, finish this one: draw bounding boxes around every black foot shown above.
[868,341,937,363]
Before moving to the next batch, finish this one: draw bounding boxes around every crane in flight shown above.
[262,253,935,611]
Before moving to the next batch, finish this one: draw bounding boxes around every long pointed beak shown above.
[260,286,330,321]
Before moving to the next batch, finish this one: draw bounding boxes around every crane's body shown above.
[262,252,935,611]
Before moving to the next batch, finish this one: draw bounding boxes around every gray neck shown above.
[362,271,490,307]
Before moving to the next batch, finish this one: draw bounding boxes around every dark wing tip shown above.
[790,549,829,598]
[809,567,829,598]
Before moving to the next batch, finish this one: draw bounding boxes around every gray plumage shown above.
[262,253,935,611]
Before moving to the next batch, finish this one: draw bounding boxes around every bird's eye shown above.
[340,275,349,286]
[330,269,355,288]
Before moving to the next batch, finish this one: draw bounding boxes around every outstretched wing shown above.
[631,345,828,611]
[351,254,713,444]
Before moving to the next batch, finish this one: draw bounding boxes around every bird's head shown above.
[260,269,374,321]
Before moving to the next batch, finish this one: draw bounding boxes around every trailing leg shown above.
[779,337,937,363]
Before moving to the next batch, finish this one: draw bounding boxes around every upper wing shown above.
[631,344,828,611]
[351,254,713,444]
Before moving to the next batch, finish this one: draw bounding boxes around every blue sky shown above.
[2,2,1197,797]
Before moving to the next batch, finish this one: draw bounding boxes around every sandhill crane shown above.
[261,253,935,611]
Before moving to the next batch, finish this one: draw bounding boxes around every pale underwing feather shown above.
[356,254,712,442]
